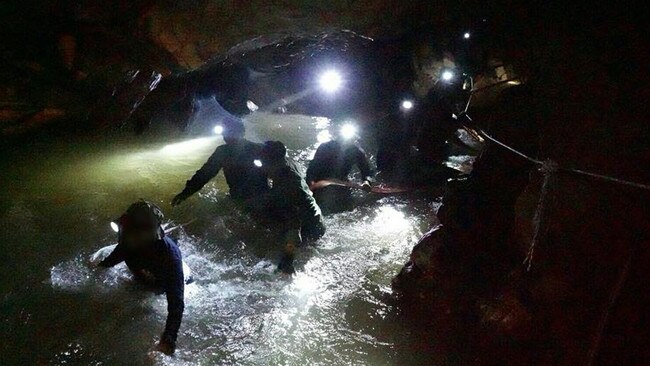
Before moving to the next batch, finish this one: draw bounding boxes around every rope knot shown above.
[539,159,559,174]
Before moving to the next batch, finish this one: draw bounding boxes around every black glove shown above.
[171,191,190,206]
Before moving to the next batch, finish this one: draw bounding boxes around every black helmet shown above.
[117,200,165,240]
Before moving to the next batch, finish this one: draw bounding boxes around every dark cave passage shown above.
[1,1,648,365]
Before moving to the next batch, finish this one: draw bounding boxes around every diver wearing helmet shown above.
[250,141,326,273]
[98,200,185,355]
[172,118,269,205]
[306,123,374,214]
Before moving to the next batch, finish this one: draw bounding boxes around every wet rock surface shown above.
[1,1,648,365]
[392,7,650,364]
[1,1,463,135]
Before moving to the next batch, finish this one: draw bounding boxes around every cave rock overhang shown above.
[136,30,377,130]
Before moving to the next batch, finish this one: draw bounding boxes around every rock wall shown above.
[393,3,650,365]
[0,0,424,135]
[144,0,406,69]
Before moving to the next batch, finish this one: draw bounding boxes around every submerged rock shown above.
[392,224,444,296]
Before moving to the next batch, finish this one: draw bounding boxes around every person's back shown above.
[306,126,373,214]
[258,141,324,237]
[306,140,372,184]
[257,141,325,273]
[104,236,183,288]
[271,159,322,224]
[98,201,185,355]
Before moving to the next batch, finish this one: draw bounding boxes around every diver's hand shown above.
[155,339,175,355]
[361,180,372,192]
[171,192,189,206]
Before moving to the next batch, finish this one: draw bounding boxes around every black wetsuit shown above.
[99,236,185,348]
[306,140,373,184]
[180,139,269,200]
[306,140,373,213]
[257,159,325,242]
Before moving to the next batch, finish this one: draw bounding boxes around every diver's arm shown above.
[173,147,225,204]
[159,249,185,354]
[98,244,126,268]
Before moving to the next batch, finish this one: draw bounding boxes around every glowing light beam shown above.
[160,137,216,155]
[340,124,357,140]
[441,70,455,82]
[319,70,343,93]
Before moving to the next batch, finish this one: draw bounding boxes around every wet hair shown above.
[262,141,287,163]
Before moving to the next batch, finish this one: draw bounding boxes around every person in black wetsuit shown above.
[97,201,186,355]
[171,118,269,205]
[306,124,374,214]
[251,141,325,273]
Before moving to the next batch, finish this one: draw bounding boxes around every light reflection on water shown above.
[0,113,439,365]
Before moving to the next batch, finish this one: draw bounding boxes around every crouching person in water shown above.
[306,124,374,214]
[251,141,326,274]
[97,201,186,355]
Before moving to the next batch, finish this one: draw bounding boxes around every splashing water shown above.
[0,113,440,365]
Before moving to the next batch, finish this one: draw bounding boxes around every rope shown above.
[479,129,542,164]
[470,78,523,94]
[523,160,557,271]
[563,167,650,191]
[466,105,645,364]
[478,129,650,191]
[476,129,649,271]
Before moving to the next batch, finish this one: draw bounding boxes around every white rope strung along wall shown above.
[523,159,558,271]
[477,129,649,271]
